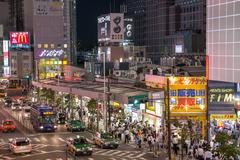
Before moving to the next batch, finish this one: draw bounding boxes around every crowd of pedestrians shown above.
[108,119,240,160]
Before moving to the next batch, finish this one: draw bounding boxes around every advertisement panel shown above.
[145,74,167,88]
[9,32,30,48]
[175,45,183,53]
[110,13,124,42]
[208,81,235,112]
[124,18,134,42]
[97,14,110,42]
[3,40,8,67]
[34,0,64,16]
[35,49,65,59]
[169,77,207,113]
[210,114,236,120]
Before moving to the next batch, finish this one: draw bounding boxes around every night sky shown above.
[76,0,125,50]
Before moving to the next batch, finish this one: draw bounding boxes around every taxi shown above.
[0,120,16,133]
[93,132,119,149]
[66,120,86,132]
[9,137,32,154]
[66,135,93,156]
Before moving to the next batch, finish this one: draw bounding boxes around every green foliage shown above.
[214,132,240,160]
[39,88,55,104]
[86,99,97,115]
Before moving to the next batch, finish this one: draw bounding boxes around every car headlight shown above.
[5,103,7,105]
[87,147,92,151]
[76,148,82,151]
[40,126,44,129]
[105,142,110,145]
[54,125,57,129]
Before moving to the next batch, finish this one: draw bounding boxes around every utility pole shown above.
[107,73,111,130]
[167,78,171,160]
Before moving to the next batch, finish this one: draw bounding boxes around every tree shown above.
[86,99,97,130]
[39,88,55,104]
[86,99,97,115]
[214,132,240,160]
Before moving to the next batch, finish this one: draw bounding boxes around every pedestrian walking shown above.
[172,135,179,155]
[124,128,130,144]
[204,149,212,160]
[147,134,153,151]
[196,146,204,160]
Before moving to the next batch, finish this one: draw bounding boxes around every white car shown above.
[9,137,32,154]
[11,103,22,111]
[22,106,31,119]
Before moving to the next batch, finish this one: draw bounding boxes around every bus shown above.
[30,104,57,132]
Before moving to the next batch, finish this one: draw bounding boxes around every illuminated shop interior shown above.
[38,58,68,79]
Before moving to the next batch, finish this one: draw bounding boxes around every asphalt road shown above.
[0,103,164,160]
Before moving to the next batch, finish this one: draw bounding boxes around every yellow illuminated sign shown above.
[210,114,236,120]
[43,111,54,115]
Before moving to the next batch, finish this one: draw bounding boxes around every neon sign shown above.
[209,87,234,104]
[35,49,65,58]
[10,32,30,48]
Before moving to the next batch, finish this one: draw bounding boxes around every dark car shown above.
[4,97,12,107]
[66,135,93,156]
[66,120,85,132]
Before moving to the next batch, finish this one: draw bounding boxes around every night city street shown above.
[0,102,158,160]
[1,0,240,160]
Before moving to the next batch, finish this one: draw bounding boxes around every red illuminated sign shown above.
[10,32,29,45]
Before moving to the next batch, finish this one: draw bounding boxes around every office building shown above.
[126,0,206,64]
[207,0,240,83]
[33,0,77,79]
[125,0,146,46]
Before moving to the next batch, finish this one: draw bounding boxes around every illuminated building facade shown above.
[33,0,76,79]
[207,0,240,83]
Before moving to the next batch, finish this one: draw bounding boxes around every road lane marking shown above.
[58,137,65,142]
[99,150,116,155]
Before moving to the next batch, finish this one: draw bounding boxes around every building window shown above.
[64,44,68,48]
[38,44,42,48]
[50,44,54,48]
[44,44,48,48]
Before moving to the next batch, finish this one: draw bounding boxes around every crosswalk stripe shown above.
[88,158,94,160]
[117,151,130,157]
[134,153,146,158]
[99,150,116,155]
[94,149,108,154]
[41,137,48,141]
[33,137,41,142]
[108,150,123,156]
[56,158,63,160]
[58,138,65,142]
